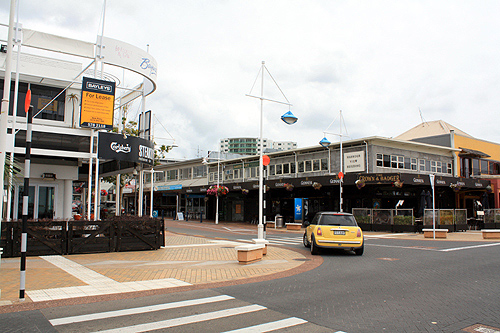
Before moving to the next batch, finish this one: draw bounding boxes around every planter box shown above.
[252,239,269,255]
[235,244,265,264]
[482,229,500,239]
[266,221,276,229]
[286,223,302,231]
[423,228,447,238]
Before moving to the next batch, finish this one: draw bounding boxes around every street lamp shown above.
[319,110,348,212]
[247,61,298,240]
[203,151,225,225]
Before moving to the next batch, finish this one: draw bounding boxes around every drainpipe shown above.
[364,141,369,173]
[450,130,458,177]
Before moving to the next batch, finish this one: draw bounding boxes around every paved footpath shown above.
[0,226,320,314]
[0,220,494,314]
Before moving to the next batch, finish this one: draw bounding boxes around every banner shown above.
[80,77,115,129]
[294,198,303,222]
[98,132,154,165]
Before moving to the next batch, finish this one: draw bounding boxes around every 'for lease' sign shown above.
[80,77,115,129]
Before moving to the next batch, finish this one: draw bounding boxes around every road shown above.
[1,221,500,332]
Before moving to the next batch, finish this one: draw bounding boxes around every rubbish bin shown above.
[276,215,284,228]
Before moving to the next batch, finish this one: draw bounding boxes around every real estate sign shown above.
[80,77,115,129]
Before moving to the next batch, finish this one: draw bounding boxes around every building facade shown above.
[219,137,297,155]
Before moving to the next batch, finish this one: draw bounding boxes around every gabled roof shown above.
[395,120,473,141]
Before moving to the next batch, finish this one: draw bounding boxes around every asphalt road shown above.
[1,222,500,332]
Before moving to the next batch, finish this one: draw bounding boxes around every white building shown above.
[0,23,157,221]
[219,137,297,155]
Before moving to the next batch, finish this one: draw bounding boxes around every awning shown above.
[459,147,490,158]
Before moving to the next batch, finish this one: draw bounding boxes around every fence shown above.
[0,218,165,258]
[423,209,468,231]
[352,208,415,232]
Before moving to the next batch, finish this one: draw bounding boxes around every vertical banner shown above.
[80,77,115,129]
[294,198,303,223]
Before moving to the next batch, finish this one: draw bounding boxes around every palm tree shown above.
[66,93,79,128]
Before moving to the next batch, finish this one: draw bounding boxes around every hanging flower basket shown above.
[101,189,108,196]
[242,189,249,195]
[207,185,229,196]
[312,182,322,190]
[393,180,403,188]
[284,183,294,191]
[450,183,462,192]
[355,179,365,189]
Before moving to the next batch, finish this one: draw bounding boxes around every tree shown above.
[66,93,79,128]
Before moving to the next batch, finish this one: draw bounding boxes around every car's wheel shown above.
[303,233,310,248]
[310,235,319,255]
[354,243,364,256]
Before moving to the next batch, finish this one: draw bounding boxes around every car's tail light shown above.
[356,228,362,237]
[317,228,322,236]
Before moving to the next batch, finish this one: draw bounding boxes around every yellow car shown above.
[303,212,364,255]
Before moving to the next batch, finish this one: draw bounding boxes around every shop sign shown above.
[157,184,182,191]
[98,132,154,165]
[344,151,365,173]
[358,174,400,184]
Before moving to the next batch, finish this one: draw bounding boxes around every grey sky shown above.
[1,1,499,159]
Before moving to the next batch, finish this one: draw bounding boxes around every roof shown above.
[395,120,473,141]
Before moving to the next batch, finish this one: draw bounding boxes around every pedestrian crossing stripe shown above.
[92,305,267,333]
[222,317,308,332]
[49,294,313,333]
[49,295,234,326]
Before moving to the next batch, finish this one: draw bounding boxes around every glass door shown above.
[38,186,55,219]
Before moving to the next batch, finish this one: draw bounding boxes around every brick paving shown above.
[0,231,306,308]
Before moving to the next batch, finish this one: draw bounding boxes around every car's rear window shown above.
[319,214,357,226]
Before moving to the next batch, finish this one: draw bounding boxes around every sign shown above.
[344,151,365,173]
[294,198,303,222]
[100,36,157,96]
[262,155,270,166]
[98,132,154,165]
[152,210,158,218]
[80,77,115,129]
[176,212,184,220]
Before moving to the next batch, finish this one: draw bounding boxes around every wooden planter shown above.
[235,244,265,264]
[423,228,448,238]
[482,229,500,239]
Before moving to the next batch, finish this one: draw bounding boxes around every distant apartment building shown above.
[219,138,297,155]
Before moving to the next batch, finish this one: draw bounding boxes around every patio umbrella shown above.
[481,192,490,210]
[426,190,432,209]
[419,190,427,216]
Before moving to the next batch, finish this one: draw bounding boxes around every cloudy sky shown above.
[1,1,499,159]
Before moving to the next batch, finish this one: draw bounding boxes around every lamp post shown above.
[247,61,298,240]
[203,151,225,225]
[319,110,348,212]
[429,174,436,239]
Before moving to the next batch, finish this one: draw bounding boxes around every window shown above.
[283,163,290,174]
[383,155,390,167]
[419,159,425,172]
[291,162,296,174]
[447,163,453,174]
[376,154,383,167]
[391,156,404,169]
[166,170,178,181]
[411,158,417,170]
[193,166,207,178]
[313,159,320,171]
[298,161,304,173]
[276,164,283,175]
[305,160,312,172]
[321,158,328,171]
[269,165,275,176]
[234,169,241,179]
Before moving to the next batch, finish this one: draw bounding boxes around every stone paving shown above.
[0,231,306,307]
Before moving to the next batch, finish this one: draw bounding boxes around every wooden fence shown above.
[0,218,164,258]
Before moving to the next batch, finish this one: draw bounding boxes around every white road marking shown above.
[222,317,308,332]
[440,242,500,252]
[91,305,266,333]
[49,295,234,326]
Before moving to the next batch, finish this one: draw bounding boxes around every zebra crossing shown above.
[43,292,328,332]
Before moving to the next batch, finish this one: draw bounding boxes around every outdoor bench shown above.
[252,238,269,255]
[285,223,302,231]
[422,228,448,238]
[481,229,500,239]
[235,244,265,264]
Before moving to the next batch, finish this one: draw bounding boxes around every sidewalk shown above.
[0,229,318,313]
